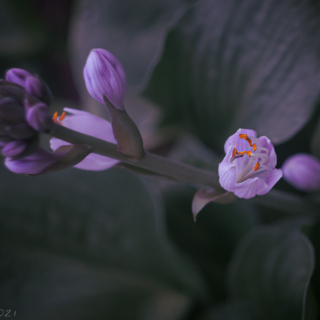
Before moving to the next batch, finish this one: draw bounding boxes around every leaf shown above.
[144,0,320,149]
[227,220,315,320]
[161,183,260,300]
[0,166,208,318]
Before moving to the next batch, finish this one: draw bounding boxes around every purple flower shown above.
[282,153,320,192]
[219,129,282,199]
[50,108,119,171]
[5,147,61,174]
[83,48,127,110]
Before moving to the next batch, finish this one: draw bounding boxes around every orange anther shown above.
[232,148,237,157]
[52,111,58,122]
[254,162,260,171]
[239,134,247,139]
[59,111,66,121]
[252,143,257,152]
[245,151,252,157]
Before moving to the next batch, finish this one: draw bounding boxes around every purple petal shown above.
[259,136,277,167]
[282,153,320,192]
[50,108,119,171]
[83,48,127,110]
[5,147,60,174]
[2,140,27,157]
[259,168,282,195]
[26,103,52,131]
[6,68,31,86]
[235,177,268,199]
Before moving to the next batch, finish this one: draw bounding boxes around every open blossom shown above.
[282,153,320,192]
[83,48,126,110]
[219,129,282,199]
[50,108,119,171]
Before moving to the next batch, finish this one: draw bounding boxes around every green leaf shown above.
[144,0,320,149]
[162,184,259,300]
[0,166,208,318]
[227,220,315,320]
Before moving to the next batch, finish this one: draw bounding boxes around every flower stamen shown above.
[52,111,66,125]
[254,162,260,171]
[239,133,257,151]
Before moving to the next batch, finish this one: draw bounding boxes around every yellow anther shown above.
[254,162,260,171]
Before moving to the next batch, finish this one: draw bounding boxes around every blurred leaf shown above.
[227,220,315,320]
[161,183,260,300]
[0,166,208,318]
[144,0,320,150]
[201,300,265,320]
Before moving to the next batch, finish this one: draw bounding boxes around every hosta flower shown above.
[50,108,119,171]
[282,153,320,192]
[219,129,282,199]
[83,48,126,110]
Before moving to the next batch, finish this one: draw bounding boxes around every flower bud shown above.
[83,48,126,110]
[25,76,52,105]
[2,140,27,157]
[6,68,52,105]
[282,153,320,192]
[26,103,54,133]
[0,97,25,124]
[6,68,31,87]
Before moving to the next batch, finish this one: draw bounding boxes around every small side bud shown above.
[6,123,35,139]
[282,153,320,192]
[103,95,144,160]
[84,48,126,110]
[26,103,54,133]
[25,76,52,105]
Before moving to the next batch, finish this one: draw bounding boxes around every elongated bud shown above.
[84,48,126,110]
[103,95,144,159]
[6,123,35,139]
[26,103,54,133]
[282,153,320,192]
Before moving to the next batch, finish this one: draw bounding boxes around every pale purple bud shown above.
[5,147,60,174]
[6,68,32,87]
[26,103,54,133]
[25,76,52,105]
[2,140,27,157]
[83,48,127,110]
[282,153,320,192]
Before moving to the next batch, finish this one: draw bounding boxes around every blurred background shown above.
[1,0,320,319]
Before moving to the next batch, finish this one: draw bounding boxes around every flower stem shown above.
[51,123,221,189]
[50,124,318,216]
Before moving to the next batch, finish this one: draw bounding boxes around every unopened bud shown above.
[6,122,35,139]
[84,48,126,110]
[282,153,320,192]
[25,76,52,105]
[0,97,25,124]
[26,103,54,133]
[6,68,31,87]
[2,140,27,157]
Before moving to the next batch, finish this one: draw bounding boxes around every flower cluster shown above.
[2,48,126,175]
[219,129,282,199]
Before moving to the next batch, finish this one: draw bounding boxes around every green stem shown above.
[52,124,221,189]
[50,124,318,216]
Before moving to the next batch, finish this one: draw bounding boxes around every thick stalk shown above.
[52,124,221,189]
